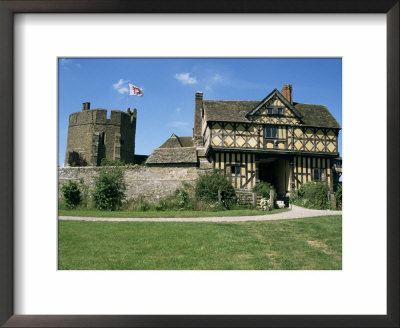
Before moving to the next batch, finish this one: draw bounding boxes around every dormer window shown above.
[267,107,283,115]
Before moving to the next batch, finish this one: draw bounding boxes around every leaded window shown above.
[230,165,241,177]
[267,107,283,115]
[265,125,278,138]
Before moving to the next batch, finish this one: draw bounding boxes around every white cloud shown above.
[60,58,72,65]
[113,78,129,94]
[176,107,181,113]
[168,121,189,127]
[59,58,82,69]
[174,73,197,85]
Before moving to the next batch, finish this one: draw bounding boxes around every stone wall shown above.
[58,166,200,202]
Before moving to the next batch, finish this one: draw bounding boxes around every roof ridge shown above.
[155,146,196,150]
[295,102,327,107]
[204,100,258,102]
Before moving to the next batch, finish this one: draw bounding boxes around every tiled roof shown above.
[203,101,259,123]
[293,103,341,129]
[202,100,341,129]
[146,134,197,165]
[159,134,194,148]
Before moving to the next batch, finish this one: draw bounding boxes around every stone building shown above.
[146,134,198,167]
[65,102,137,166]
[149,84,342,200]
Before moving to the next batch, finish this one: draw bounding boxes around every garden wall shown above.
[58,166,201,202]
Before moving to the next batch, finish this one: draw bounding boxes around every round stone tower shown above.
[65,102,137,166]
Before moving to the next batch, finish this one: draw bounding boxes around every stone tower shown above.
[64,102,137,166]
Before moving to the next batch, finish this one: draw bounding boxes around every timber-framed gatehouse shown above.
[147,84,342,200]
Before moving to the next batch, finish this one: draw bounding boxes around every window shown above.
[99,132,105,145]
[230,165,241,177]
[265,125,278,138]
[313,168,325,181]
[267,107,283,115]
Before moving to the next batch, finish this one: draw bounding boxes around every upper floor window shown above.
[265,125,278,138]
[267,107,283,115]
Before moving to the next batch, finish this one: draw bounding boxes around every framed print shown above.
[0,1,398,327]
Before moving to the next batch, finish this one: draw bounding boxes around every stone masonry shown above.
[58,166,200,202]
[65,102,137,166]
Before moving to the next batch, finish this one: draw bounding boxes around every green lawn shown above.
[59,207,288,218]
[58,215,342,270]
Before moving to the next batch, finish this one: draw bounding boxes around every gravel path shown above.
[59,205,342,222]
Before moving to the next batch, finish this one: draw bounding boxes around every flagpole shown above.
[126,81,130,110]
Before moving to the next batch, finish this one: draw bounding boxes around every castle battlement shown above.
[65,102,137,166]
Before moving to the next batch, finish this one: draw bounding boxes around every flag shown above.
[128,83,143,96]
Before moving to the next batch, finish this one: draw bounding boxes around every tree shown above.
[92,165,126,210]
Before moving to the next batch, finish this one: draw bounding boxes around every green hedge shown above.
[291,181,330,209]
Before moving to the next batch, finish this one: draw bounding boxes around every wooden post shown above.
[289,158,295,193]
[270,187,275,209]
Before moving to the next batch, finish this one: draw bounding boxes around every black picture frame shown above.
[0,1,398,327]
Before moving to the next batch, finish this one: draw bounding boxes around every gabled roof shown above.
[202,90,341,129]
[245,88,303,120]
[159,134,194,148]
[146,134,197,165]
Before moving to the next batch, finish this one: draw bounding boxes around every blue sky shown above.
[58,58,342,166]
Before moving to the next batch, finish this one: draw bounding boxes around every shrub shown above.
[175,189,190,209]
[100,158,125,166]
[61,181,81,209]
[335,182,342,210]
[154,188,194,211]
[195,170,236,209]
[155,200,167,211]
[291,181,330,209]
[140,200,151,211]
[92,166,126,210]
[252,182,271,198]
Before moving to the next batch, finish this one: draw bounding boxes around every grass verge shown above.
[58,215,342,270]
[59,207,288,218]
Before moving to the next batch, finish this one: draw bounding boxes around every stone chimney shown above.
[281,84,293,104]
[193,91,203,137]
[82,102,91,111]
